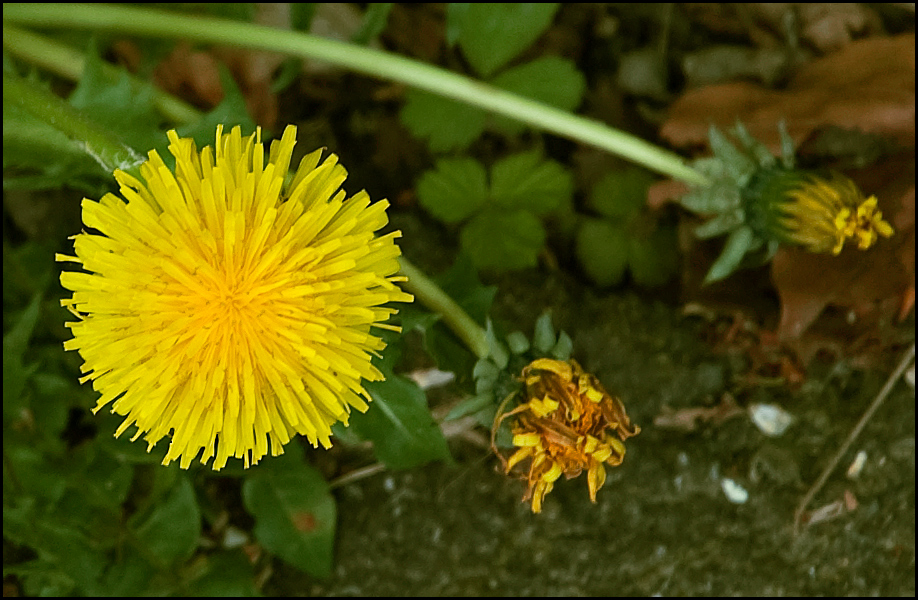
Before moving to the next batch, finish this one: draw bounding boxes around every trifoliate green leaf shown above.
[400,89,486,152]
[589,167,655,218]
[628,226,678,288]
[575,218,629,287]
[416,157,488,224]
[452,3,560,77]
[490,56,586,135]
[490,150,572,215]
[460,208,546,271]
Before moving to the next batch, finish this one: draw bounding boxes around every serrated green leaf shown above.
[628,226,678,287]
[506,331,531,355]
[490,150,572,215]
[2,88,109,192]
[460,208,545,271]
[490,56,586,135]
[446,392,496,421]
[132,475,201,565]
[350,373,451,469]
[400,89,487,152]
[242,463,335,578]
[708,125,756,185]
[473,357,500,393]
[484,320,510,368]
[704,225,755,284]
[453,3,560,77]
[550,331,573,360]
[694,209,744,239]
[589,167,655,218]
[778,121,796,169]
[575,218,628,287]
[732,120,776,168]
[68,41,165,156]
[416,157,488,223]
[3,293,42,417]
[680,181,742,214]
[533,311,556,354]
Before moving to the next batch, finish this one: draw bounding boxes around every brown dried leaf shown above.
[772,154,915,339]
[653,394,744,431]
[661,33,916,152]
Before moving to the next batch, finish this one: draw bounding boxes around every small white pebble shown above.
[749,403,794,437]
[846,450,868,479]
[721,478,749,504]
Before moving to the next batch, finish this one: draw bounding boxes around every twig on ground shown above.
[793,343,915,535]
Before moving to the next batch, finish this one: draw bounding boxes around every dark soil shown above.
[267,213,915,596]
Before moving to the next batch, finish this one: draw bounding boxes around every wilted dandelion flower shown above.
[745,169,894,255]
[493,358,640,513]
[57,125,413,470]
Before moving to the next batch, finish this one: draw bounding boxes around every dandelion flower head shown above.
[750,170,894,255]
[494,358,640,513]
[57,125,413,470]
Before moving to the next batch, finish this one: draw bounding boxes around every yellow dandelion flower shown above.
[56,125,413,470]
[493,358,640,513]
[746,169,894,254]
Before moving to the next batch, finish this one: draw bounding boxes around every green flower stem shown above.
[4,3,711,187]
[398,257,490,360]
[3,25,202,125]
[3,72,144,177]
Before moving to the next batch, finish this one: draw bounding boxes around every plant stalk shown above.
[4,3,711,186]
[398,257,490,360]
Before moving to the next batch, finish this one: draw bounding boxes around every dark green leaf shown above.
[490,150,573,215]
[445,392,495,421]
[589,167,655,218]
[242,462,335,578]
[351,3,393,45]
[68,41,165,156]
[453,3,560,77]
[3,293,42,416]
[185,550,259,596]
[416,157,488,223]
[400,89,486,152]
[460,208,545,271]
[575,218,628,287]
[350,373,451,469]
[628,225,678,287]
[132,475,201,564]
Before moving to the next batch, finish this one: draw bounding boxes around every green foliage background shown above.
[4,2,682,595]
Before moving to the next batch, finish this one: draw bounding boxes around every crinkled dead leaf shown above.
[771,155,915,339]
[661,33,915,152]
